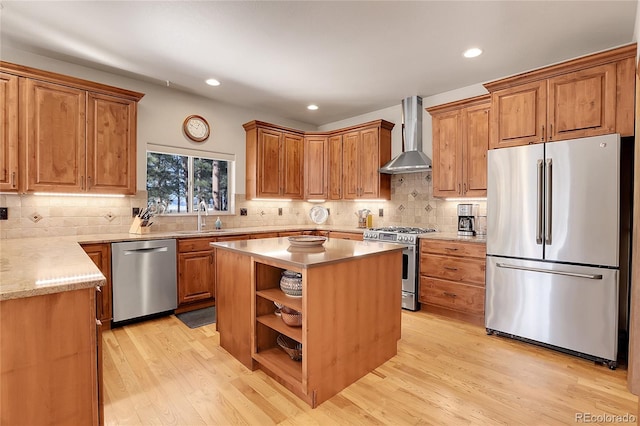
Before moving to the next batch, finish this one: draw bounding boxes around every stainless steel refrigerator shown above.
[485,134,627,369]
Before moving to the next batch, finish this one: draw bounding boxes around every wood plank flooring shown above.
[103,311,638,425]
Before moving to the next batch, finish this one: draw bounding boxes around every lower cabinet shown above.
[328,231,363,241]
[82,243,112,329]
[419,239,486,325]
[177,238,216,313]
[0,288,100,425]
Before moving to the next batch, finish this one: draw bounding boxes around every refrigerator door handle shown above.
[545,158,552,245]
[496,262,603,280]
[536,159,544,244]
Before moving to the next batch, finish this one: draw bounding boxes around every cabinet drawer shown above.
[420,254,486,285]
[420,277,484,315]
[420,239,485,258]
[178,237,216,252]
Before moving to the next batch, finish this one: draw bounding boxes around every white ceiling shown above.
[1,1,637,127]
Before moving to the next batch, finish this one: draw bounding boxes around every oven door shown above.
[401,244,419,311]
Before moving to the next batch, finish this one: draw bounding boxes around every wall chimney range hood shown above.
[379,96,432,174]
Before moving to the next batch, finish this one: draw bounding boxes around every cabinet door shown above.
[547,63,616,142]
[282,132,304,199]
[341,131,360,199]
[257,127,282,197]
[178,250,215,305]
[328,134,343,200]
[432,110,462,197]
[463,103,489,197]
[23,79,86,192]
[490,80,546,149]
[87,93,136,194]
[0,73,18,192]
[82,243,112,326]
[359,127,380,198]
[304,136,327,199]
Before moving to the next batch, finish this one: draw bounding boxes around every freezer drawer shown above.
[486,256,618,362]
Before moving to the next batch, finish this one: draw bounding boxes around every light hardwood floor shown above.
[103,311,638,425]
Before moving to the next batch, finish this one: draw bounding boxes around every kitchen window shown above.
[146,146,235,214]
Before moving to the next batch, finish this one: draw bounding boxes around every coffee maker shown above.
[457,204,478,236]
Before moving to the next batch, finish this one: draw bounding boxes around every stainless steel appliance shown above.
[486,134,630,369]
[112,239,177,324]
[457,204,478,236]
[363,226,436,310]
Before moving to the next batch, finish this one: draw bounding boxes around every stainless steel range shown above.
[363,226,436,311]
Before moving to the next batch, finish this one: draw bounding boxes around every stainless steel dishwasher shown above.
[111,239,177,323]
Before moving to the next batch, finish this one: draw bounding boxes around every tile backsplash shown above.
[0,173,486,239]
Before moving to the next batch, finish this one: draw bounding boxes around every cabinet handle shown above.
[87,176,92,189]
[541,125,545,141]
[81,176,85,190]
[463,182,467,194]
[443,292,457,298]
[95,285,102,293]
[458,183,461,194]
[549,124,553,141]
[209,254,213,264]
[96,319,102,326]
[444,266,458,271]
[11,171,16,188]
[444,247,458,251]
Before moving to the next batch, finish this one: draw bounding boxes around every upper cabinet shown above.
[244,121,305,200]
[0,72,18,192]
[484,44,636,149]
[304,135,328,199]
[427,95,490,198]
[244,119,393,201]
[0,61,144,194]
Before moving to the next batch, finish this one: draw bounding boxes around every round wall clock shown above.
[183,115,210,142]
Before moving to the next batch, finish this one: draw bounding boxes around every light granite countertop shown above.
[212,237,404,269]
[0,225,484,301]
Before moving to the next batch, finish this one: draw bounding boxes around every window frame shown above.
[146,144,236,215]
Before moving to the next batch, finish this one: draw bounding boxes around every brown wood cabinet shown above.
[427,95,490,198]
[484,44,635,149]
[328,231,363,241]
[0,61,143,195]
[177,237,216,313]
[419,239,486,325]
[82,243,113,329]
[0,72,18,192]
[304,135,328,199]
[245,119,393,201]
[244,121,304,200]
[342,123,393,200]
[1,288,100,425]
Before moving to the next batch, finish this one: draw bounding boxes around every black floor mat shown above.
[176,306,216,329]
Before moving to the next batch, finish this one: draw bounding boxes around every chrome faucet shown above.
[197,200,208,231]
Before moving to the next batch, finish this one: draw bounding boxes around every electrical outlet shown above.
[0,207,7,220]
[278,208,282,216]
[132,207,140,217]
[378,208,384,217]
[240,208,247,216]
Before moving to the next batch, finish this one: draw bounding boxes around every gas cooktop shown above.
[368,226,437,234]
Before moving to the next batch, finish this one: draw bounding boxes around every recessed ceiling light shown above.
[463,48,483,58]
[205,78,221,86]
[307,104,319,110]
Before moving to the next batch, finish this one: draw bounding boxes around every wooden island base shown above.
[214,237,403,408]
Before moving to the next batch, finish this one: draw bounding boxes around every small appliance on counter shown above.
[457,204,478,236]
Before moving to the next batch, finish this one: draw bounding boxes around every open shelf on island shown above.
[257,313,302,341]
[257,288,303,312]
[253,347,303,389]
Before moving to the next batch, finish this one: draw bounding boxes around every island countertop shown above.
[211,237,404,269]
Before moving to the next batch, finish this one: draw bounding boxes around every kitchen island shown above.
[212,237,403,408]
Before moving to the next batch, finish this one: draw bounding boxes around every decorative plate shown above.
[288,236,327,247]
[309,206,329,224]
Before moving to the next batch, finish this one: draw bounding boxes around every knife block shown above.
[129,217,150,234]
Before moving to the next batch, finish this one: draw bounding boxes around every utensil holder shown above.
[129,217,150,234]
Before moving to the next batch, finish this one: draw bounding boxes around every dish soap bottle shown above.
[215,217,222,229]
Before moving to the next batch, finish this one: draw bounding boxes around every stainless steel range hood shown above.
[379,96,432,174]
